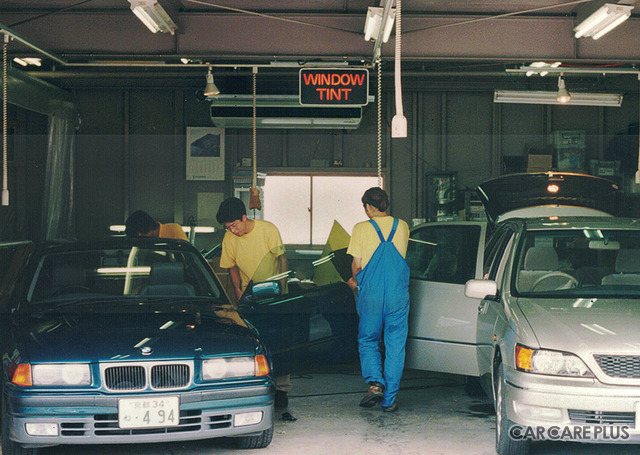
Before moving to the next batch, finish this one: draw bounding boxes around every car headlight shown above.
[515,344,594,377]
[202,355,270,380]
[31,364,92,386]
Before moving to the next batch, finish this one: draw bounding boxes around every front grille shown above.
[105,366,146,390]
[151,364,190,389]
[594,354,640,378]
[102,361,192,391]
[569,409,635,426]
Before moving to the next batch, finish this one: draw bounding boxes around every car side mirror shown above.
[465,279,498,300]
[238,280,282,308]
[251,281,281,299]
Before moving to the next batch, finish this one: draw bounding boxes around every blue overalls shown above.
[356,218,410,407]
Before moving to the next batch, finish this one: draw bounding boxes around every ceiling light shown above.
[494,90,623,107]
[556,75,571,103]
[13,57,42,67]
[525,61,561,77]
[573,3,633,40]
[203,67,220,96]
[128,0,177,35]
[363,6,396,43]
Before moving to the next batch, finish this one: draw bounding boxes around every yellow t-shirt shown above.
[219,220,285,292]
[158,223,188,241]
[347,216,409,268]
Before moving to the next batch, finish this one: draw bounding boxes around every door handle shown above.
[478,301,488,314]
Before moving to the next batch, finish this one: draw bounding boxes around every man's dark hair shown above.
[216,197,247,224]
[362,187,390,212]
[125,210,157,237]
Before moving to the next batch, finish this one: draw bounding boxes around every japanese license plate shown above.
[118,396,179,429]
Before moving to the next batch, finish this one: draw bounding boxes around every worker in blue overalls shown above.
[347,187,410,412]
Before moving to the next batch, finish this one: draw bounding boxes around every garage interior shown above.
[2,1,640,454]
[2,1,640,243]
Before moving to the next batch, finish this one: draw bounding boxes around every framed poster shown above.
[186,127,225,181]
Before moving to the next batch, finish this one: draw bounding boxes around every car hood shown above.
[18,306,258,363]
[517,297,640,353]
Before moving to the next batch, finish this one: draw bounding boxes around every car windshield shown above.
[514,228,640,297]
[29,245,224,305]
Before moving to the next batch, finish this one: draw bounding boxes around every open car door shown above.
[405,222,487,377]
[233,222,358,377]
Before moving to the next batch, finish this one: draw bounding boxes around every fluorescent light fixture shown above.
[556,75,571,103]
[363,6,396,43]
[203,67,220,96]
[573,3,633,40]
[526,61,561,77]
[128,0,177,35]
[494,90,623,107]
[96,266,151,275]
[183,226,216,233]
[109,224,215,233]
[13,57,41,67]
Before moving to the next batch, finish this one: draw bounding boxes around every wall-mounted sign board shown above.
[299,68,369,106]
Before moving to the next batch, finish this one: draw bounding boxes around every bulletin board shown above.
[186,127,225,180]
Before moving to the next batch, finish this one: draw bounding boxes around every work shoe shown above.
[382,401,399,413]
[359,382,384,408]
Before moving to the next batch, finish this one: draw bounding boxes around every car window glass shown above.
[0,241,33,311]
[493,233,515,289]
[407,224,481,285]
[483,227,509,278]
[485,228,514,281]
[29,246,223,303]
[514,227,640,297]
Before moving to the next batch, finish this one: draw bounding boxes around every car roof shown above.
[477,172,622,224]
[516,216,640,231]
[38,237,197,254]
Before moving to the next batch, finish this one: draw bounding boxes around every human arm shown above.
[278,253,288,294]
[347,256,362,290]
[229,266,243,301]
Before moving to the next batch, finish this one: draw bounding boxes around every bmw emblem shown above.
[140,346,153,356]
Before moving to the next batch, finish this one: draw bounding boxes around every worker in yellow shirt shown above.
[347,187,410,413]
[124,210,188,241]
[216,198,287,301]
[216,197,291,408]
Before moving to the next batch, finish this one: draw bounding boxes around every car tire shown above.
[463,375,486,397]
[495,365,529,455]
[2,391,40,455]
[236,425,274,449]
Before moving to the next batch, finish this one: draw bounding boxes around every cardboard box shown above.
[527,154,552,172]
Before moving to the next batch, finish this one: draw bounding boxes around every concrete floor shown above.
[35,363,640,455]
